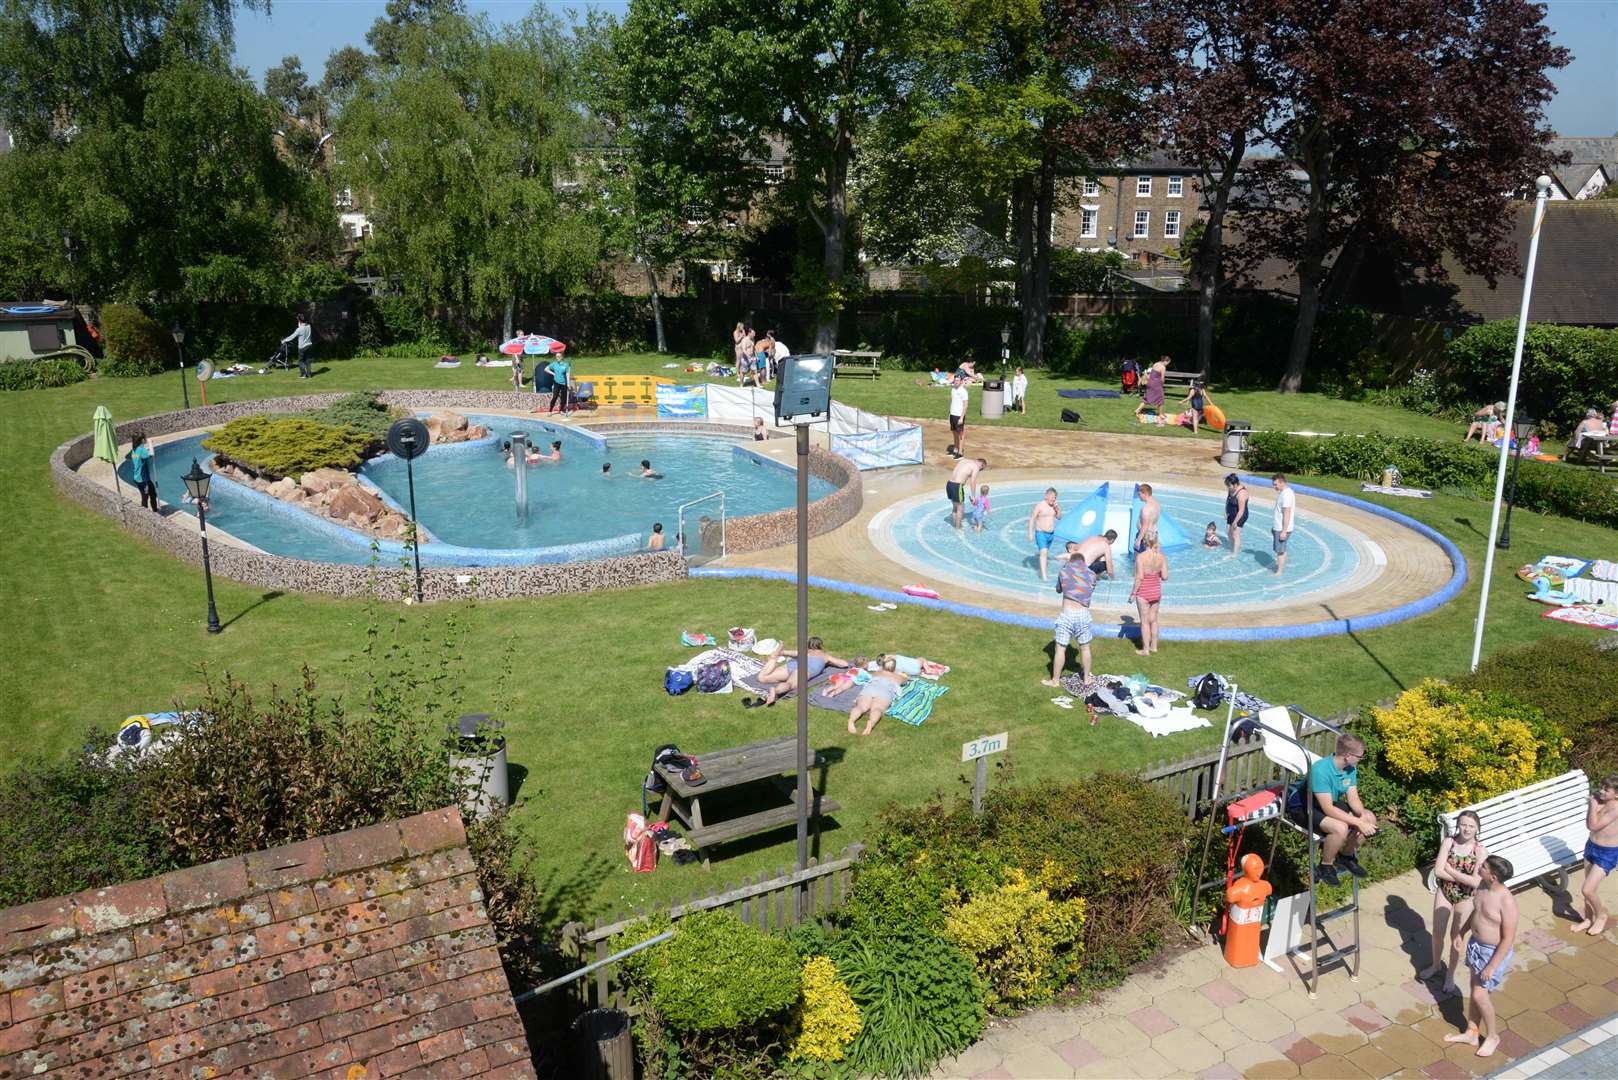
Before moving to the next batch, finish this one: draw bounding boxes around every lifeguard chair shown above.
[1192,698,1361,997]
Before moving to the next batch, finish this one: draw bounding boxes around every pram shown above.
[263,341,296,373]
[1120,357,1140,395]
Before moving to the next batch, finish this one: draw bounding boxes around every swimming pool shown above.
[868,480,1381,613]
[129,417,833,567]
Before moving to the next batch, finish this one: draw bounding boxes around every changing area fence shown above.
[653,383,924,470]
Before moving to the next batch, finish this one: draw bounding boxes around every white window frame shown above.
[764,164,785,185]
[1079,206,1099,239]
[1136,176,1152,197]
[1167,175,1184,197]
[1133,210,1150,238]
[1082,178,1100,197]
[1164,210,1181,238]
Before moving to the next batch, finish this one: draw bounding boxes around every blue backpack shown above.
[664,667,695,695]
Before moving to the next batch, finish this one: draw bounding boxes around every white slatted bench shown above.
[1431,770,1590,891]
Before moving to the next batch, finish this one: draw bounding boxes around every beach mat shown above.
[888,681,949,727]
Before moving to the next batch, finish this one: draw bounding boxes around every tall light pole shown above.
[1470,175,1551,672]
[181,459,222,634]
[172,323,191,410]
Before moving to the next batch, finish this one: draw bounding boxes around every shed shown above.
[0,301,82,361]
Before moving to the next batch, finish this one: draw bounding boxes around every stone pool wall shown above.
[50,393,862,601]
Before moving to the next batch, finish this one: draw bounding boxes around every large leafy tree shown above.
[339,9,596,338]
[617,0,910,352]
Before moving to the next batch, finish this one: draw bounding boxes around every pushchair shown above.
[263,341,296,373]
[1120,357,1140,395]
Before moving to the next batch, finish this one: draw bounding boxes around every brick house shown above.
[0,808,536,1080]
[1054,152,1203,271]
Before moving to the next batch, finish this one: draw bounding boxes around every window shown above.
[765,164,784,185]
[1080,207,1098,238]
[335,187,353,210]
[1167,176,1184,197]
[1164,210,1181,238]
[1133,210,1150,238]
[1136,176,1152,197]
[1082,178,1099,197]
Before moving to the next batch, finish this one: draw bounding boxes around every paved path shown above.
[933,866,1618,1079]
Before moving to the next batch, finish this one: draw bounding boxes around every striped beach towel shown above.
[888,681,950,727]
[1565,578,1618,606]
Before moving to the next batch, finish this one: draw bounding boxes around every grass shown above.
[2,352,1612,924]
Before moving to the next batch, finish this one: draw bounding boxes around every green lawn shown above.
[1,354,1609,924]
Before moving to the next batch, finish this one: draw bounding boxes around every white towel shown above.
[1565,578,1618,605]
[1125,706,1212,738]
[674,647,763,694]
[1591,560,1618,582]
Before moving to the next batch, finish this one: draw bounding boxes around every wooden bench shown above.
[833,350,882,378]
[1163,369,1202,393]
[1565,435,1615,474]
[1431,770,1590,891]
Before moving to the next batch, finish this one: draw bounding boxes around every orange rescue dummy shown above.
[1224,852,1272,968]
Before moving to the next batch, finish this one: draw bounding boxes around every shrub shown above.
[1049,249,1124,295]
[1444,322,1618,436]
[100,303,172,376]
[827,928,986,1079]
[297,390,398,442]
[0,357,89,390]
[1456,638,1618,780]
[202,415,373,479]
[943,869,1086,1011]
[617,910,802,1034]
[788,955,862,1063]
[1367,680,1568,850]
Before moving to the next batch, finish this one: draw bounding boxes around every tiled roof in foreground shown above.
[0,807,535,1080]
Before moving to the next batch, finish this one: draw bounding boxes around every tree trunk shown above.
[811,129,851,353]
[1013,174,1037,366]
[1282,136,1332,394]
[1029,156,1054,369]
[502,295,515,343]
[1194,134,1247,377]
[645,259,667,353]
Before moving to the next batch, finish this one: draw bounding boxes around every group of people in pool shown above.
[739,638,942,736]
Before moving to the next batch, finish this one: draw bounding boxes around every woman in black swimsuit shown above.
[1224,473,1250,557]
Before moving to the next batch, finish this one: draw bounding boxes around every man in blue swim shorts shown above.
[1445,855,1517,1059]
[1026,487,1061,580]
[1574,774,1618,935]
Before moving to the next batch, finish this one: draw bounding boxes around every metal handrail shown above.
[675,490,725,559]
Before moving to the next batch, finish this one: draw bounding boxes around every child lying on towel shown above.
[871,654,949,680]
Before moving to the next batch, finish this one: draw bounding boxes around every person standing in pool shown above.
[647,522,665,550]
[1052,532,1118,580]
[946,457,985,531]
[1042,541,1096,691]
[1225,473,1250,556]
[1272,473,1296,576]
[1444,855,1518,1060]
[1129,531,1168,655]
[1572,775,1618,936]
[639,459,663,479]
[1026,488,1061,579]
[1134,483,1161,552]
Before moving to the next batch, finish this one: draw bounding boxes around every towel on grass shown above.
[1126,706,1211,738]
[1057,388,1121,399]
[1538,555,1591,578]
[1543,606,1618,631]
[1591,560,1618,582]
[674,647,762,694]
[1565,578,1618,606]
[888,681,949,727]
[1359,483,1432,498]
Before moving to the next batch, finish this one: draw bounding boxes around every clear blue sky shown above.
[237,0,1615,136]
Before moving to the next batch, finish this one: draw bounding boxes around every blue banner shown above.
[655,383,708,418]
[829,426,924,470]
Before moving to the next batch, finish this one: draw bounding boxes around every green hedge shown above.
[1458,638,1618,780]
[1443,322,1618,437]
[1246,430,1618,529]
[201,415,373,480]
[0,357,90,391]
[100,304,172,376]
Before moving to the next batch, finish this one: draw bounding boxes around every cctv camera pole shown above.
[794,419,810,912]
[1471,175,1551,672]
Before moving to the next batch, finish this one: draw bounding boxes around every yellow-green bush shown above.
[943,869,1086,1011]
[788,955,861,1063]
[202,415,373,480]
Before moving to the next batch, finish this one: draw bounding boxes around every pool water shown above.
[870,481,1374,611]
[131,421,830,566]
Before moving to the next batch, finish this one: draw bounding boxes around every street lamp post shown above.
[1495,412,1533,551]
[172,323,191,410]
[1000,323,1010,382]
[181,458,222,634]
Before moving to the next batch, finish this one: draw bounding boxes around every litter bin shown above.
[447,713,509,820]
[572,1008,634,1080]
[1219,421,1252,469]
[981,379,1005,420]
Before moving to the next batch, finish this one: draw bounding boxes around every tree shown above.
[1236,0,1568,392]
[321,46,370,115]
[364,0,463,67]
[617,0,910,352]
[339,9,596,339]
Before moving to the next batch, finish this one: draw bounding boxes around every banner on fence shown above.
[829,426,924,470]
[655,383,708,419]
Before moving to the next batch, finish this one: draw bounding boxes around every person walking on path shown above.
[1026,487,1061,580]
[1420,810,1488,994]
[948,376,970,457]
[1572,775,1618,935]
[1129,531,1168,655]
[1133,357,1167,420]
[282,314,314,379]
[1444,855,1518,1059]
[1134,483,1161,553]
[1225,473,1250,556]
[128,432,159,511]
[946,457,986,531]
[1042,542,1097,690]
[1272,473,1296,576]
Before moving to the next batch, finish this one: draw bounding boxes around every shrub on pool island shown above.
[202,414,374,480]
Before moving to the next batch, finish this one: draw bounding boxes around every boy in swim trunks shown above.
[1445,855,1517,1059]
[1027,488,1061,579]
[946,457,986,531]
[1573,775,1618,935]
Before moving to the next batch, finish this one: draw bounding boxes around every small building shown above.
[1054,152,1203,270]
[0,301,84,362]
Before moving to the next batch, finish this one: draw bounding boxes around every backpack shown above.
[664,667,695,695]
[1060,408,1082,424]
[1192,672,1225,711]
[695,659,732,693]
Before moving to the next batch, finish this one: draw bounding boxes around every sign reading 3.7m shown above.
[961,732,1009,763]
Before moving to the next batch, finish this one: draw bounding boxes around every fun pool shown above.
[869,480,1382,613]
[127,416,832,566]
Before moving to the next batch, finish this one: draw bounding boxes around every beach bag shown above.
[1193,673,1225,711]
[664,667,695,696]
[695,660,731,693]
[729,627,756,647]
[1061,408,1082,424]
[624,812,656,873]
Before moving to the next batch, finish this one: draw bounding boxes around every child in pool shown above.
[969,485,990,532]
[1203,522,1220,547]
[500,441,514,468]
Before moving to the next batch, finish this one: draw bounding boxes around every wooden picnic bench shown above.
[653,735,840,867]
[1163,368,1202,393]
[1430,770,1590,892]
[833,350,883,378]
[1565,435,1615,474]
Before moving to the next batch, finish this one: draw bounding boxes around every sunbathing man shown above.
[1572,774,1618,935]
[1027,488,1061,580]
[743,637,851,708]
[1445,855,1518,1059]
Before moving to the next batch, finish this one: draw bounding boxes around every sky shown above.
[236,0,1617,137]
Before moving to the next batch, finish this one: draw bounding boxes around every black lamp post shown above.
[1000,323,1010,381]
[172,323,191,410]
[181,458,222,633]
[1495,411,1532,551]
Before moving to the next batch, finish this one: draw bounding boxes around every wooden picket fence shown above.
[561,844,865,1010]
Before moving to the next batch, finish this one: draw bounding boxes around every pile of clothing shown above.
[1066,674,1209,738]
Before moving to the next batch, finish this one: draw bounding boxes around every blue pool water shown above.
[871,481,1371,611]
[130,418,831,566]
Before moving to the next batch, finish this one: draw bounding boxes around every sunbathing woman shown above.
[743,637,850,708]
[847,657,908,735]
[1464,402,1504,443]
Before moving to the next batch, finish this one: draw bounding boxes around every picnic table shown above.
[1566,434,1614,473]
[652,735,840,868]
[833,350,882,378]
[1162,368,1202,393]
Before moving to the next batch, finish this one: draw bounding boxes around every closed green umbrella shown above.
[92,405,127,522]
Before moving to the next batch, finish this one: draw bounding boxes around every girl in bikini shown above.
[1421,810,1488,992]
[1129,531,1168,656]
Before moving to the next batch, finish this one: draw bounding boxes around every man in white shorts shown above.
[1042,541,1097,689]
